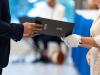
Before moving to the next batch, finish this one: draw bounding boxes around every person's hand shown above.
[62,34,81,47]
[86,49,92,65]
[23,22,42,37]
[86,51,91,65]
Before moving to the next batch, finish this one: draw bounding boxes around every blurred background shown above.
[2,0,99,75]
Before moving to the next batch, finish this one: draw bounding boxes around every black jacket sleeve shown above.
[0,20,24,41]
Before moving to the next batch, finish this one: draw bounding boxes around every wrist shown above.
[23,23,30,37]
[76,35,82,44]
[79,37,82,44]
[23,23,26,34]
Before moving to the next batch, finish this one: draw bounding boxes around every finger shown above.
[31,24,43,28]
[25,23,43,28]
[32,34,40,37]
[33,30,40,34]
[30,30,40,37]
[32,28,42,31]
[31,33,39,37]
[31,26,43,32]
[31,30,41,35]
[29,28,41,35]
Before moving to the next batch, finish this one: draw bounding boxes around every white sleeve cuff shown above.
[94,35,100,47]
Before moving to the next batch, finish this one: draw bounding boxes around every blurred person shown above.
[0,0,42,75]
[62,0,100,75]
[28,0,66,20]
[28,0,67,64]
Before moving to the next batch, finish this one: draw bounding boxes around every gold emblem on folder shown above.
[43,24,47,30]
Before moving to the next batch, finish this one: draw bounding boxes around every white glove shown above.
[61,34,81,47]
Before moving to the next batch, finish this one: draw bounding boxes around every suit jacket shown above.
[0,0,24,68]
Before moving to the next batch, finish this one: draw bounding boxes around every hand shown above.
[23,22,42,37]
[86,49,92,65]
[62,34,81,47]
[86,51,91,65]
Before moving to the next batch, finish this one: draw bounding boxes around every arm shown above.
[0,20,43,41]
[80,37,100,48]
[0,0,42,41]
[0,20,24,41]
[62,34,100,48]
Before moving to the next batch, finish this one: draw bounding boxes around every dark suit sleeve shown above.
[0,20,24,41]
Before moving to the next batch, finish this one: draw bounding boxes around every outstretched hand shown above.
[61,34,81,47]
[23,22,42,37]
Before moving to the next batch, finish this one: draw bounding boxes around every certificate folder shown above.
[19,17,74,37]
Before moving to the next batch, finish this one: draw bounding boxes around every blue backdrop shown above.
[72,13,93,75]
